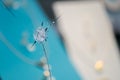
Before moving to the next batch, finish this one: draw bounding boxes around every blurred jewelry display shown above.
[32,22,52,80]
[0,31,55,80]
[31,16,60,80]
[0,18,59,80]
[0,1,60,78]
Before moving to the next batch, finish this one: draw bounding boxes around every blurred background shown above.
[0,0,120,80]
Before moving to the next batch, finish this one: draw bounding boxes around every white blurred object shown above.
[53,1,120,80]
[80,0,120,12]
[27,43,36,52]
[12,1,21,10]
[2,0,26,10]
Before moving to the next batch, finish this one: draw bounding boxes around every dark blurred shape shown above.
[0,77,2,80]
[115,33,120,48]
[37,0,55,21]
[37,0,79,21]
[104,0,120,49]
[108,12,120,49]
